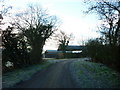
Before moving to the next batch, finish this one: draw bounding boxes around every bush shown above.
[2,26,30,72]
[86,39,120,71]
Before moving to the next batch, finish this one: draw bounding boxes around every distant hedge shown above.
[86,39,120,72]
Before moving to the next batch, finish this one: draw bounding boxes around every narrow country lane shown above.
[12,58,120,88]
[14,60,76,88]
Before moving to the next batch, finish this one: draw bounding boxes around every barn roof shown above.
[45,50,62,54]
[58,45,85,51]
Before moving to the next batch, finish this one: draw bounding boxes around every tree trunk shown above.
[30,43,44,64]
[108,22,113,45]
[114,18,120,46]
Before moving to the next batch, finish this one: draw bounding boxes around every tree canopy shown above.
[13,5,59,63]
[85,0,120,46]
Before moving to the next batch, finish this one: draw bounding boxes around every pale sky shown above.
[3,0,101,50]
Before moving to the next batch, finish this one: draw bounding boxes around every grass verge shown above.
[2,61,54,88]
[70,60,120,88]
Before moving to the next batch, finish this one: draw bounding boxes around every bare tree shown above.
[84,0,120,70]
[0,0,12,46]
[54,30,73,58]
[0,0,12,25]
[85,0,120,46]
[13,5,58,64]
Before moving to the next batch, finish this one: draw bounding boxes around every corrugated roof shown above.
[65,45,85,51]
[45,50,62,54]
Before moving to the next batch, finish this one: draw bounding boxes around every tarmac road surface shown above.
[14,60,77,88]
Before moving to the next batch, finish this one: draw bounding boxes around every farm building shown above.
[44,45,86,58]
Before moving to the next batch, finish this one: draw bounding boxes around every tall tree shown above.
[85,0,120,46]
[84,0,120,71]
[0,0,13,72]
[14,5,58,64]
[54,30,73,58]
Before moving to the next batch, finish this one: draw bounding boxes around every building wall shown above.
[45,52,82,58]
